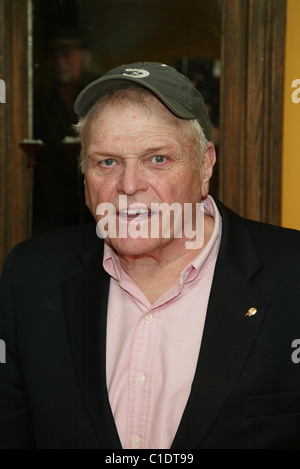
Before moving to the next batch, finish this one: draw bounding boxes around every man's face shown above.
[84,95,214,258]
[53,47,85,84]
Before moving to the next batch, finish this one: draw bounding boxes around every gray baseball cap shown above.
[74,61,212,140]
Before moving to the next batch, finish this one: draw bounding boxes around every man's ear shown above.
[201,142,216,198]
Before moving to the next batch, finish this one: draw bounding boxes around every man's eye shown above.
[151,155,167,164]
[100,158,115,167]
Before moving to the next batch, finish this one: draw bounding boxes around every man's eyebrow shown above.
[142,144,175,153]
[87,143,179,157]
[87,150,118,157]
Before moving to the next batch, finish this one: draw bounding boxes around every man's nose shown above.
[55,52,69,67]
[116,162,148,196]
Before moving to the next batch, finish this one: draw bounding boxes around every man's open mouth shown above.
[117,208,152,220]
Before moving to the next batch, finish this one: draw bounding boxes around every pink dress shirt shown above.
[105,196,222,449]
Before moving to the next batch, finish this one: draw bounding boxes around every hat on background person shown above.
[48,23,85,52]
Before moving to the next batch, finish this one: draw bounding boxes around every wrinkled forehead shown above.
[87,87,187,133]
[97,87,178,116]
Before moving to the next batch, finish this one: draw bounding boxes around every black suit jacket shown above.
[1,201,300,449]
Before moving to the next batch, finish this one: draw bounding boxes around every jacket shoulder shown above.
[215,199,300,271]
[244,217,300,256]
[1,223,101,282]
[216,198,300,249]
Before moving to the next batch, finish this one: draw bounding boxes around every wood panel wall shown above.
[219,0,286,224]
[0,0,31,268]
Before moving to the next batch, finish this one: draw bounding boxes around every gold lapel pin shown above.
[245,307,257,317]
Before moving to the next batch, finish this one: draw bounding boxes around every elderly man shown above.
[1,62,300,449]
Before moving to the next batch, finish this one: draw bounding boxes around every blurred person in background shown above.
[33,24,95,234]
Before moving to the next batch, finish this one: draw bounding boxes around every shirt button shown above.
[137,373,146,383]
[145,313,152,321]
[133,435,141,447]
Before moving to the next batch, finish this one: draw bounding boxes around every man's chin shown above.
[106,237,164,258]
[56,73,74,84]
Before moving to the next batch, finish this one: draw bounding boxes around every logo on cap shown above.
[122,68,150,79]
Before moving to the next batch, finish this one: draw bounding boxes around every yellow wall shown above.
[282,0,300,230]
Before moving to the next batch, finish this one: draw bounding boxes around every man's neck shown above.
[117,214,215,304]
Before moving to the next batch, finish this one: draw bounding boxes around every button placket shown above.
[125,309,159,449]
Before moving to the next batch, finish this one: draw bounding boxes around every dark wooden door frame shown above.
[0,0,31,268]
[219,0,286,225]
[0,0,286,268]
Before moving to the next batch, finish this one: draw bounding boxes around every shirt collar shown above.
[178,196,222,286]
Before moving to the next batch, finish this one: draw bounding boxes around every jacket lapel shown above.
[62,226,122,449]
[172,201,272,449]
